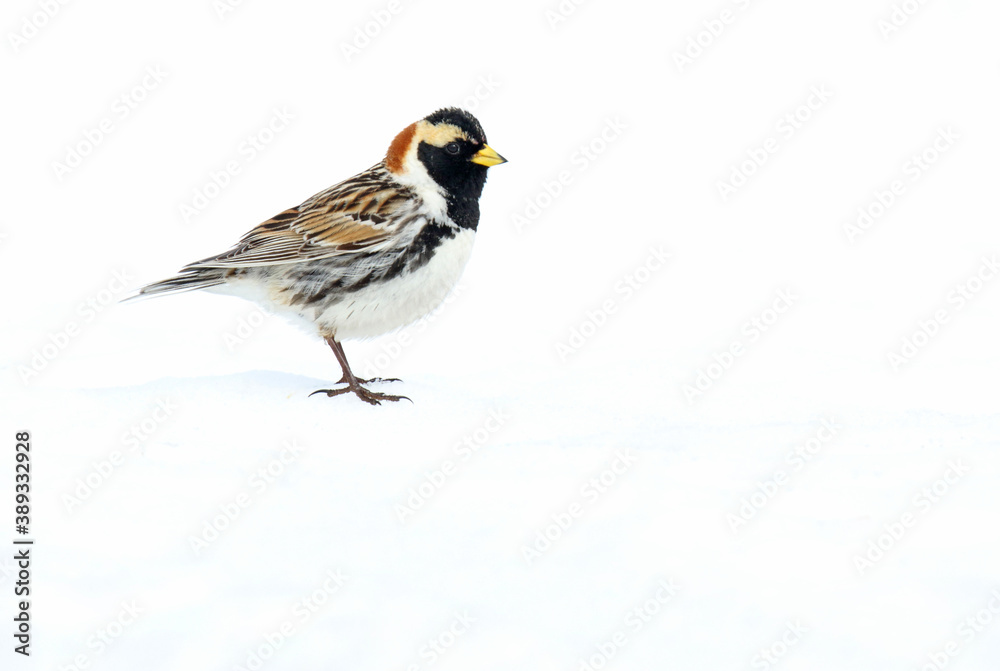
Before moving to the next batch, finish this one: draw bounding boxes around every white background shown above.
[2,0,1000,669]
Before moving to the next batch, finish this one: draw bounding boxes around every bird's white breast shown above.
[314,228,476,340]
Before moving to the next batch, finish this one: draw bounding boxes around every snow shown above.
[3,0,1000,669]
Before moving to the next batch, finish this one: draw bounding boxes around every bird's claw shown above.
[311,385,412,406]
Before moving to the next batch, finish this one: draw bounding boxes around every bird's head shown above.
[385,108,506,203]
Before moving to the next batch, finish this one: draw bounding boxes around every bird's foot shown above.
[310,383,411,406]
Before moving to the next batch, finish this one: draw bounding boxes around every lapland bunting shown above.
[134,107,506,404]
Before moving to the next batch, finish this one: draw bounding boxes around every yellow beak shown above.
[470,144,507,167]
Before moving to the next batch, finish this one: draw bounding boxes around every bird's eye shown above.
[445,142,461,155]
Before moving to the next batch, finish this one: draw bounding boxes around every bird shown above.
[132,107,506,405]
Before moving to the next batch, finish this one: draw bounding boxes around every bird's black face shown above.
[417,136,488,197]
[415,108,507,207]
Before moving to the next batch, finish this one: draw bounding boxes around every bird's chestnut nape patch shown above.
[386,123,416,174]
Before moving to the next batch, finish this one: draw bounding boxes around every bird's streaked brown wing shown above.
[183,171,413,270]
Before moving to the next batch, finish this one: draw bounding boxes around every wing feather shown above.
[182,166,414,270]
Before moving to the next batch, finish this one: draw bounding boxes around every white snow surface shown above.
[3,1,1000,669]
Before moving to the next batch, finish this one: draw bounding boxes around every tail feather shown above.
[122,269,227,302]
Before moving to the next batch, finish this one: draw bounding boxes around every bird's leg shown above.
[310,338,411,405]
[329,339,402,385]
[322,339,401,385]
